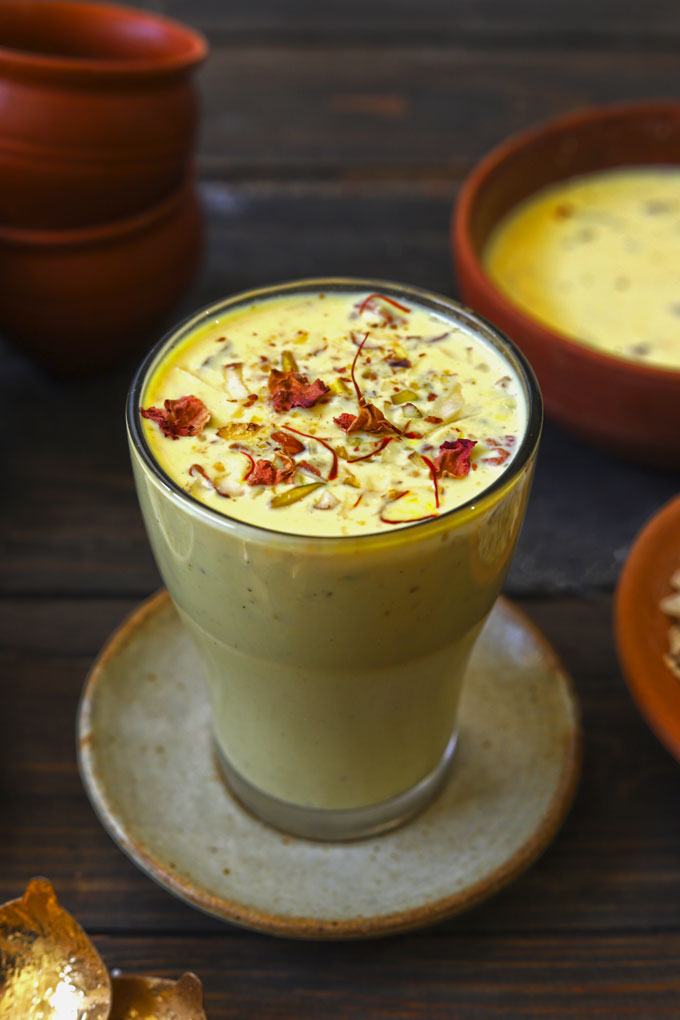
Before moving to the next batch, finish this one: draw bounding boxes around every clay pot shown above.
[453,102,680,467]
[0,1,207,229]
[0,179,202,376]
[615,495,680,763]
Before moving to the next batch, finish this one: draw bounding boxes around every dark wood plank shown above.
[196,48,680,177]
[86,932,680,1017]
[2,594,680,937]
[140,0,680,46]
[1,184,676,598]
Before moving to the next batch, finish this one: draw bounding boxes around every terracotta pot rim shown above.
[0,0,207,79]
[453,99,680,384]
[615,494,680,764]
[0,177,197,247]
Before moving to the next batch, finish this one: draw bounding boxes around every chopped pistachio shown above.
[391,388,419,405]
[329,377,352,396]
[270,482,324,508]
[281,350,299,373]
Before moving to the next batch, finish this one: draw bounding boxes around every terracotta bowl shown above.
[0,1,207,229]
[615,496,680,763]
[0,179,202,376]
[453,102,680,467]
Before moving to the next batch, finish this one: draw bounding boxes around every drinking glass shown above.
[126,278,542,840]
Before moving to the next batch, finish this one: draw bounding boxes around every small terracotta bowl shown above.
[0,1,207,229]
[0,179,202,376]
[615,495,680,763]
[453,102,680,467]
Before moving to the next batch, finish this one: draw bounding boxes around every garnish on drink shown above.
[140,289,525,537]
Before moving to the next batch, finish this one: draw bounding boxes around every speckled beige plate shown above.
[77,590,581,939]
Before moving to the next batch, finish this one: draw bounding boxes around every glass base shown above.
[214,731,458,842]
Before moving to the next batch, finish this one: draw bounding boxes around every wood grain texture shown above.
[195,48,680,178]
[137,0,680,46]
[2,595,680,939]
[90,932,680,1019]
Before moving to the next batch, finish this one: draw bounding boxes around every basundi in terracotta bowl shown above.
[0,0,207,229]
[0,179,202,376]
[453,102,680,467]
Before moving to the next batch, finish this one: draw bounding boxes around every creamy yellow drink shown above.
[141,290,526,535]
[484,167,680,371]
[127,280,541,839]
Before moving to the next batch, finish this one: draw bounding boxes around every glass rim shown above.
[126,276,543,546]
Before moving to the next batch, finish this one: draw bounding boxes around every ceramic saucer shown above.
[77,591,581,939]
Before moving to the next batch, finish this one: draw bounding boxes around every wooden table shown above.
[3,2,680,1015]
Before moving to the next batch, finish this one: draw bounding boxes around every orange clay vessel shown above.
[0,179,202,376]
[454,102,680,466]
[0,0,207,229]
[616,495,680,764]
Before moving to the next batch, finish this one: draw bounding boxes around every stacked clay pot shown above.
[0,0,207,375]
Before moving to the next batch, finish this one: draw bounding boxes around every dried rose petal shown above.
[141,395,210,440]
[248,461,277,486]
[268,369,329,412]
[334,402,399,435]
[333,412,357,432]
[339,331,401,435]
[248,454,296,487]
[355,401,400,434]
[434,439,477,479]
